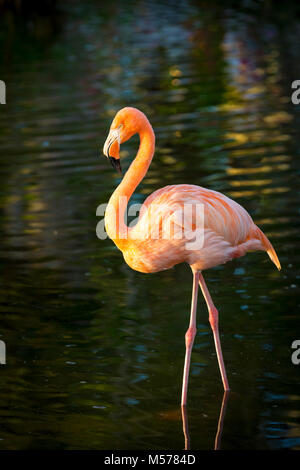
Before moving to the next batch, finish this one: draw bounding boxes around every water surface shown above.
[0,0,299,450]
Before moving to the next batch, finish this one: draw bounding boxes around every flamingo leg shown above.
[181,270,200,407]
[198,273,230,391]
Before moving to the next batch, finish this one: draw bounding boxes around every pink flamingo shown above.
[103,107,281,407]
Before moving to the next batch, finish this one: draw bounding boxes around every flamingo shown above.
[102,107,281,407]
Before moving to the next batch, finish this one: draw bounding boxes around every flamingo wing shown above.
[130,184,280,272]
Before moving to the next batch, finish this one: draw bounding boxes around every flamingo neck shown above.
[105,121,155,251]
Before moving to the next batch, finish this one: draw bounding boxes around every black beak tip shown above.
[109,156,122,175]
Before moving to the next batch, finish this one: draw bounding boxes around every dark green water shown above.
[0,0,299,450]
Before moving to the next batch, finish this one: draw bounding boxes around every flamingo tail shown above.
[255,226,281,271]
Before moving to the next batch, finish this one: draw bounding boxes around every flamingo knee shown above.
[185,325,197,349]
[209,307,219,332]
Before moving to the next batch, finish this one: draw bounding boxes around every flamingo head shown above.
[103,107,148,174]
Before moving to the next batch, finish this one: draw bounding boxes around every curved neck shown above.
[105,121,155,251]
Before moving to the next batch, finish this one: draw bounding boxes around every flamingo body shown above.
[122,183,279,274]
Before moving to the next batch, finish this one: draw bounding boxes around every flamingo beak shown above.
[109,156,122,174]
[103,126,122,175]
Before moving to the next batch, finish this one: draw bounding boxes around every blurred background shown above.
[0,0,299,450]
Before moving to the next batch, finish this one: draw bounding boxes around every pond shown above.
[0,0,299,450]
